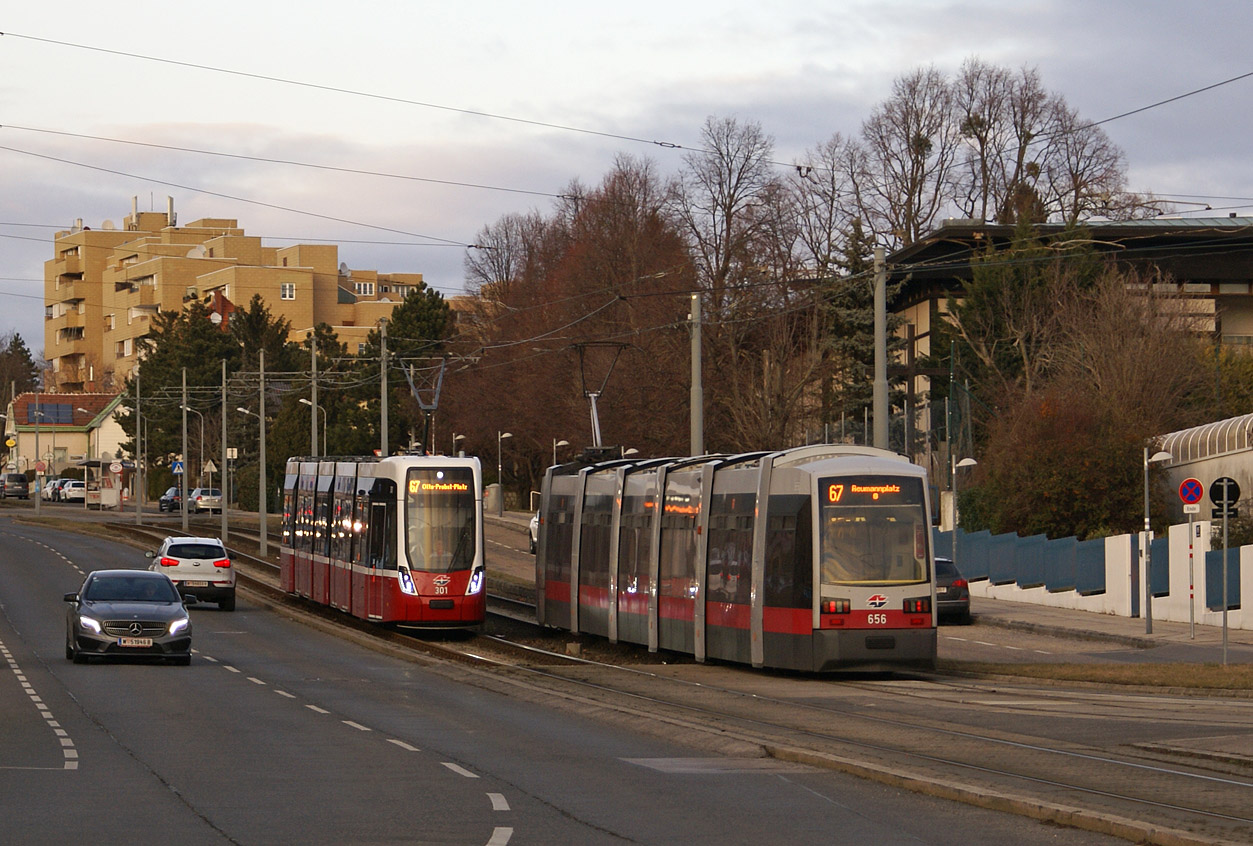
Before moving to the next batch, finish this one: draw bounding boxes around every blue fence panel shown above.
[1149,536,1170,597]
[987,532,1019,585]
[932,529,952,561]
[957,529,992,581]
[1075,537,1107,595]
[1205,548,1242,611]
[1043,536,1077,592]
[1016,534,1047,589]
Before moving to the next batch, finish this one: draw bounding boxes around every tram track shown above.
[66,515,1253,843]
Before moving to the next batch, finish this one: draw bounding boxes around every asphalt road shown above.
[0,517,1130,845]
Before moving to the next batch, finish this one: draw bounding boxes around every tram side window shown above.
[616,496,653,597]
[579,494,613,589]
[707,494,754,605]
[764,495,812,609]
[281,489,295,546]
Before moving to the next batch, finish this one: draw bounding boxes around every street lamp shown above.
[497,431,512,516]
[452,432,465,456]
[1143,447,1173,634]
[952,456,977,576]
[237,407,269,555]
[179,405,205,486]
[552,438,568,467]
[299,398,327,456]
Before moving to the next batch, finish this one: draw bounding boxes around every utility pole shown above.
[181,368,189,532]
[259,348,267,556]
[873,247,889,450]
[379,319,389,456]
[310,342,318,458]
[135,368,141,524]
[221,360,228,543]
[690,293,703,457]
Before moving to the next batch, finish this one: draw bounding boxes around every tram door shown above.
[657,469,701,654]
[366,482,396,621]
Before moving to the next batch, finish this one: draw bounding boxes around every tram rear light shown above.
[821,599,850,614]
[903,597,931,614]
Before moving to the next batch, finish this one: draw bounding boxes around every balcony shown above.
[55,253,82,276]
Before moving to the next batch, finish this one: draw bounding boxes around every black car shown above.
[64,569,195,664]
[935,556,971,624]
[159,486,182,512]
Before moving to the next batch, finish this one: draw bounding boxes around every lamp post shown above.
[952,456,977,575]
[299,399,326,456]
[552,438,568,467]
[1143,447,1173,634]
[238,407,268,555]
[179,405,205,486]
[452,433,465,456]
[496,431,512,516]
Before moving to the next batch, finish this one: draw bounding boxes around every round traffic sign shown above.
[4,437,14,448]
[1210,476,1241,506]
[109,461,123,474]
[1179,478,1204,505]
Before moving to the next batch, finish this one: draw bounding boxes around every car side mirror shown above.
[145,551,155,559]
[63,593,78,603]
[181,594,199,606]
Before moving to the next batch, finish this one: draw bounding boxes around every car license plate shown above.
[117,637,153,647]
[184,580,209,587]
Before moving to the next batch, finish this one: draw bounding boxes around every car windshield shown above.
[818,475,930,586]
[167,543,225,559]
[404,467,476,573]
[84,575,179,602]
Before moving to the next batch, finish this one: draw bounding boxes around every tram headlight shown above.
[398,566,418,596]
[466,567,484,596]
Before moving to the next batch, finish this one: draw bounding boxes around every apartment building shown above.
[45,198,427,391]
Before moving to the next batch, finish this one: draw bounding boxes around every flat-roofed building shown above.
[45,198,429,390]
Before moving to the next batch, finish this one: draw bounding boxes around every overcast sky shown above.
[3,1,1251,357]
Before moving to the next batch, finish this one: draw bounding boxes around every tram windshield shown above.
[404,467,476,573]
[819,475,928,586]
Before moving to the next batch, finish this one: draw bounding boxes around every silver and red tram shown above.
[280,454,485,627]
[536,445,937,672]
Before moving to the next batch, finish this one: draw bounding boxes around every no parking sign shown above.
[1179,477,1203,514]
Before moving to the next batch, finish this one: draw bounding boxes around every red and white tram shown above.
[281,454,485,627]
[536,445,937,672]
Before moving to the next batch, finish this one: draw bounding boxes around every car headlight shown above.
[78,615,102,634]
[169,617,190,636]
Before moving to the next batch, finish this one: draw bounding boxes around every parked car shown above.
[935,556,971,624]
[189,487,223,514]
[147,536,235,611]
[60,480,86,503]
[49,478,73,502]
[2,473,29,499]
[42,477,61,501]
[528,512,539,554]
[64,569,194,664]
[158,486,182,512]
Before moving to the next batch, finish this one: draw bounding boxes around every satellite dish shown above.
[339,262,351,278]
[101,219,116,230]
[187,245,206,258]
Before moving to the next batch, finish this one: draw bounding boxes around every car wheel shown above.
[218,593,236,612]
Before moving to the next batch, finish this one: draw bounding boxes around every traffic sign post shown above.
[1209,476,1239,665]
[1180,478,1202,639]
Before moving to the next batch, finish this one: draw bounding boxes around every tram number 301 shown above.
[434,585,449,595]
[867,613,888,625]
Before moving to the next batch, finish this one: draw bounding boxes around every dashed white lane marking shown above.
[388,739,420,752]
[343,720,371,732]
[247,677,266,685]
[943,635,1051,655]
[486,827,513,845]
[487,793,510,811]
[275,690,296,699]
[2,640,77,769]
[224,665,241,673]
[442,762,479,778]
[306,704,329,714]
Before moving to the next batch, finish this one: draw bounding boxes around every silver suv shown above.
[147,536,235,611]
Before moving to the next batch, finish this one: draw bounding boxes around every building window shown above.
[354,282,375,297]
[281,283,296,300]
[105,314,115,331]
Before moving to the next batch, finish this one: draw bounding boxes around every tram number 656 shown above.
[867,613,888,625]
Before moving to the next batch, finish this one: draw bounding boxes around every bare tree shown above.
[858,66,959,247]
